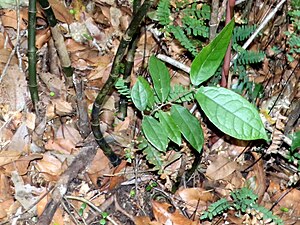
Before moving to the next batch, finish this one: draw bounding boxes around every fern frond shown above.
[183,16,209,38]
[238,50,265,64]
[169,25,198,56]
[233,25,257,42]
[167,84,194,103]
[200,198,230,220]
[115,78,131,101]
[157,0,171,26]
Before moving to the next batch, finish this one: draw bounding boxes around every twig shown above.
[156,54,190,73]
[231,0,287,65]
[37,144,98,224]
[65,196,119,225]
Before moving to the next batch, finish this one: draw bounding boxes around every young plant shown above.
[121,19,269,170]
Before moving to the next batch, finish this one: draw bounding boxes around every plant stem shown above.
[28,0,39,105]
[91,0,154,166]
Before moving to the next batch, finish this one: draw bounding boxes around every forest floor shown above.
[0,0,299,224]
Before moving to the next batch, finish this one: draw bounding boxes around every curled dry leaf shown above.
[152,200,201,225]
[176,188,215,214]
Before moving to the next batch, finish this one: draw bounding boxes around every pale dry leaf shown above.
[7,123,30,152]
[25,112,36,131]
[50,98,74,116]
[84,17,106,41]
[0,64,29,112]
[110,7,122,28]
[11,171,41,213]
[206,155,237,180]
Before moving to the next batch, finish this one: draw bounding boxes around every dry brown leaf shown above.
[50,98,74,116]
[3,154,42,175]
[206,155,237,180]
[35,152,63,181]
[1,9,28,29]
[152,200,201,225]
[246,152,266,204]
[48,0,74,24]
[87,150,111,186]
[176,188,214,215]
[0,173,12,201]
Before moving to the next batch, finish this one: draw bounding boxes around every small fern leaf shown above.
[169,25,198,56]
[238,50,265,65]
[233,25,257,43]
[201,198,230,220]
[115,78,131,101]
[157,0,171,26]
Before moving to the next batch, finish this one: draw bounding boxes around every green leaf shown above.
[149,56,170,103]
[142,116,169,152]
[195,86,268,141]
[190,19,235,86]
[158,111,181,145]
[131,76,148,111]
[291,131,300,151]
[138,76,155,109]
[171,105,204,152]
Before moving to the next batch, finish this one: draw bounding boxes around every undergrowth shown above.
[201,187,283,225]
[155,0,266,102]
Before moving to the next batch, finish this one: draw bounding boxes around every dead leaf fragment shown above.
[206,155,237,180]
[152,200,200,225]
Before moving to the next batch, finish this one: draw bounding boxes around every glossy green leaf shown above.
[291,131,300,151]
[149,56,170,103]
[138,76,155,109]
[158,111,181,145]
[190,19,235,86]
[195,86,268,141]
[171,105,204,152]
[142,116,169,152]
[131,76,148,111]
